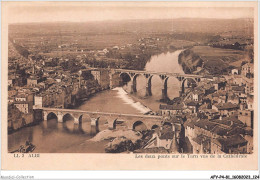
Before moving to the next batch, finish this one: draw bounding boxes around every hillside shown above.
[179,46,248,75]
[9,18,253,36]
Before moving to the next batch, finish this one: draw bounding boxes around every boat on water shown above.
[10,141,36,153]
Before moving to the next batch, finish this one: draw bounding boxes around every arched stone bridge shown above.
[40,107,164,130]
[106,68,211,100]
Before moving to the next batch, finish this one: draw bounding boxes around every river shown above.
[8,50,184,153]
[123,50,185,111]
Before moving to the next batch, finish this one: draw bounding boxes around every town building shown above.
[214,135,248,154]
[27,76,40,86]
[212,102,239,117]
[231,68,239,75]
[13,101,29,114]
[238,110,253,128]
[91,69,110,90]
[159,104,183,116]
[241,63,254,78]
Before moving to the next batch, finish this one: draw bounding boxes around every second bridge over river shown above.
[40,107,165,131]
[89,68,212,99]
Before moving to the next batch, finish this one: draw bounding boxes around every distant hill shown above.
[9,18,253,37]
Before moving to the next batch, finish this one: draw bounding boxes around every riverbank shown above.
[178,46,247,75]
[8,111,35,135]
[8,80,103,135]
[8,49,186,153]
[178,48,203,74]
[129,46,191,71]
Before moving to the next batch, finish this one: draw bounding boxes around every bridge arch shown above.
[163,122,173,130]
[162,122,174,133]
[109,118,126,130]
[44,112,59,129]
[62,113,75,122]
[132,74,140,93]
[73,114,91,133]
[79,114,92,122]
[132,120,147,131]
[46,112,58,121]
[78,115,83,124]
[61,113,76,133]
[90,116,100,134]
[151,124,160,130]
[119,72,132,86]
[163,121,172,126]
[181,78,198,93]
[132,73,153,96]
[112,119,118,129]
[77,122,86,134]
[164,77,172,99]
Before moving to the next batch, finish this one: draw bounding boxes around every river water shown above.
[8,50,184,153]
[122,50,185,111]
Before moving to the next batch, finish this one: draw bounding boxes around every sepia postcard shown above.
[1,1,258,172]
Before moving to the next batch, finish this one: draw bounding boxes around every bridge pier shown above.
[161,81,169,101]
[128,80,136,94]
[127,124,133,130]
[109,77,114,89]
[161,88,168,101]
[73,114,82,125]
[57,112,63,123]
[42,120,48,129]
[179,90,183,97]
[91,117,100,134]
[145,76,152,96]
[159,76,168,101]
[108,119,115,130]
[43,111,48,121]
[145,86,152,96]
[132,76,138,93]
[74,117,80,124]
[109,70,116,89]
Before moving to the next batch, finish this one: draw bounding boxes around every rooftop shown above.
[159,131,174,140]
[194,119,218,131]
[215,102,239,110]
[192,134,211,145]
[217,134,247,147]
[159,104,183,110]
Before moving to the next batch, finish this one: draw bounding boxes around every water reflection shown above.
[123,50,185,100]
[8,50,184,153]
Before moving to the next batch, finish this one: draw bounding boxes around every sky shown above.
[7,3,254,24]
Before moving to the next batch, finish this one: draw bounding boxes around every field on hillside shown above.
[8,19,253,70]
[192,46,246,63]
[191,46,247,74]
